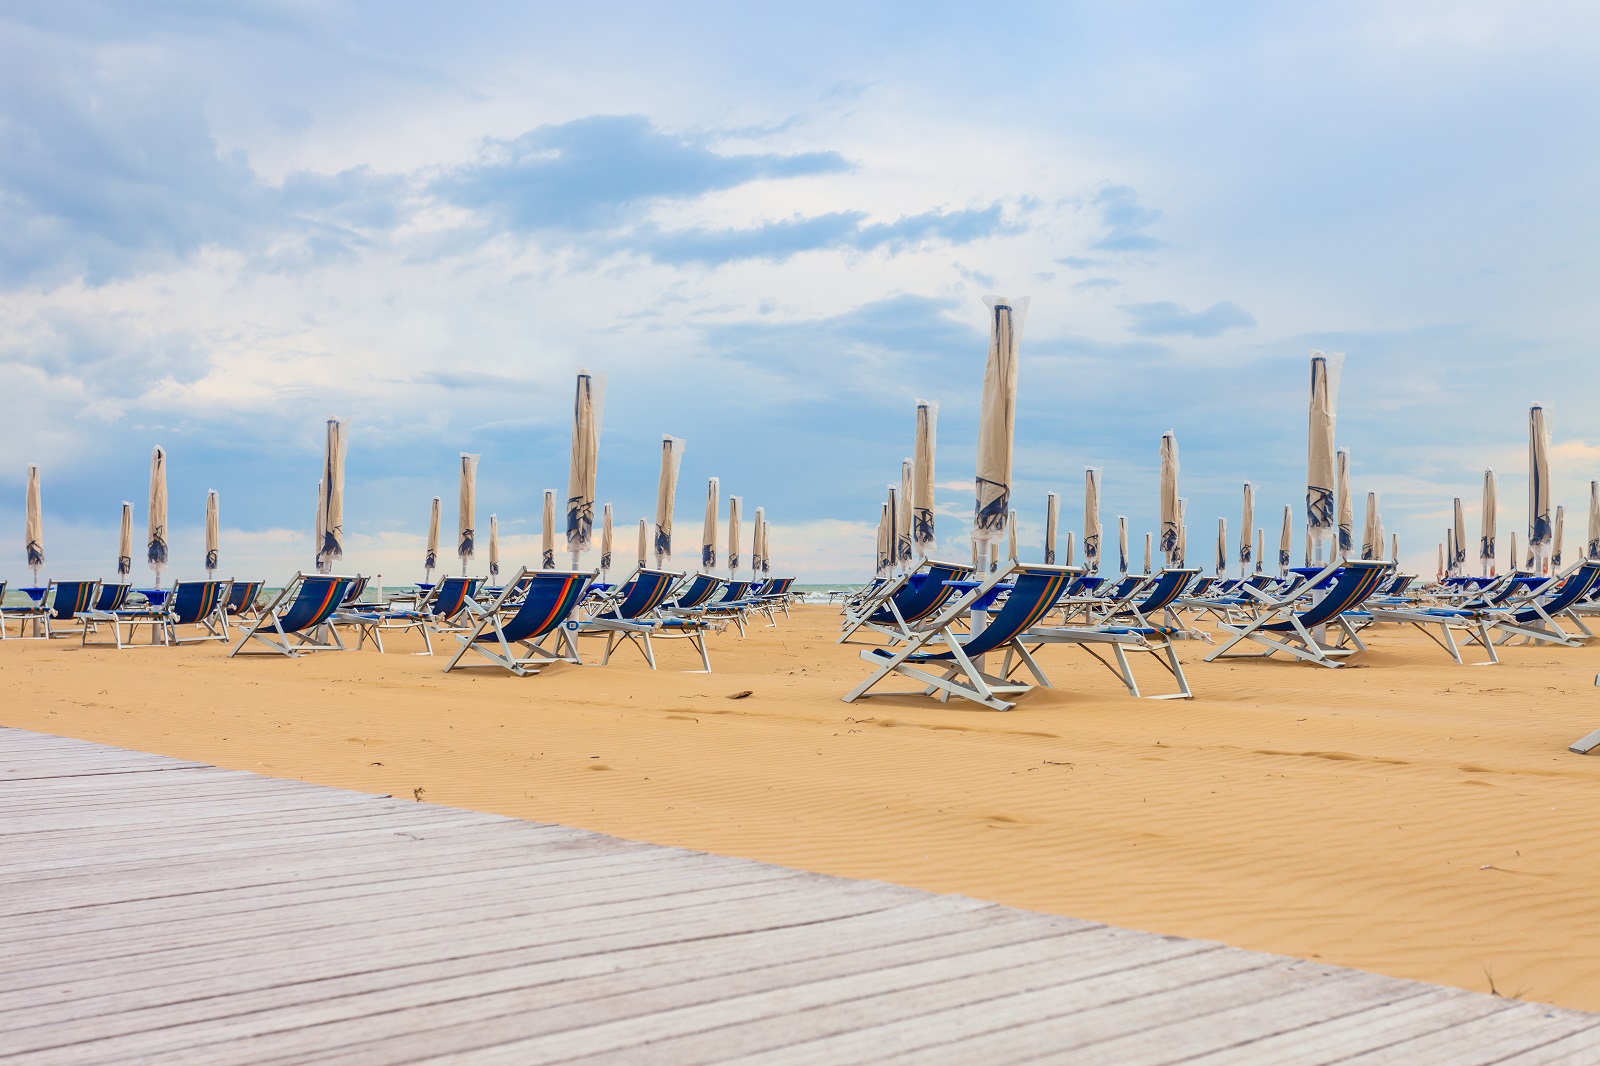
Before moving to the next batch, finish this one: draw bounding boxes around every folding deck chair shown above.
[837,561,974,645]
[36,580,99,640]
[444,568,592,675]
[661,573,724,614]
[85,579,230,648]
[842,563,1076,711]
[701,579,755,636]
[229,574,356,657]
[224,580,265,622]
[1205,560,1390,667]
[578,568,714,671]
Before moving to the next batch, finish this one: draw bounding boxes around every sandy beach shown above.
[5,604,1600,1013]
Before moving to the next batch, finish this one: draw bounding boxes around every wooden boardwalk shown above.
[2,727,1596,1065]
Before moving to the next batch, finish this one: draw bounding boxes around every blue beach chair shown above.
[837,561,975,645]
[444,568,593,675]
[84,579,229,648]
[578,568,714,671]
[41,580,99,640]
[224,580,265,621]
[842,563,1076,711]
[229,574,356,657]
[1205,560,1390,667]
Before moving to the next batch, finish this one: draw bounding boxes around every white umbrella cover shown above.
[601,503,614,578]
[1043,492,1059,564]
[1007,508,1018,563]
[148,446,169,582]
[1306,352,1340,558]
[1452,496,1467,577]
[542,490,556,569]
[424,496,441,578]
[912,400,938,556]
[1083,468,1101,574]
[1118,515,1129,576]
[458,453,479,569]
[1553,504,1565,570]
[25,463,43,581]
[727,496,741,577]
[1482,470,1498,576]
[973,296,1027,550]
[1361,492,1380,561]
[1529,404,1552,573]
[318,420,347,573]
[1143,532,1152,575]
[205,490,219,574]
[1254,528,1264,574]
[898,460,913,566]
[566,370,604,559]
[1216,517,1226,576]
[655,436,685,566]
[1336,449,1353,559]
[1589,481,1600,561]
[638,518,648,569]
[1240,482,1254,578]
[1279,505,1292,576]
[488,514,500,579]
[117,501,132,577]
[1159,432,1180,567]
[701,477,719,571]
[876,503,890,578]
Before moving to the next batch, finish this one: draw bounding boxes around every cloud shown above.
[1073,276,1120,291]
[1124,300,1256,337]
[431,114,848,233]
[1089,184,1164,251]
[634,205,1009,266]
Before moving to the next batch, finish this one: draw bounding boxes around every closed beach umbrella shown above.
[1118,516,1129,576]
[727,496,741,577]
[1216,517,1226,576]
[761,514,771,577]
[654,436,685,566]
[1438,542,1445,582]
[701,477,719,571]
[1083,468,1101,574]
[148,446,169,584]
[424,496,440,580]
[488,514,500,579]
[205,490,219,575]
[1553,505,1565,571]
[974,296,1027,552]
[1391,532,1398,566]
[566,370,602,564]
[753,506,766,576]
[1159,432,1179,567]
[1446,527,1455,579]
[989,540,999,573]
[1007,508,1018,563]
[1177,498,1188,568]
[542,490,556,570]
[1589,481,1600,560]
[315,480,326,573]
[912,400,938,557]
[24,464,43,583]
[1529,404,1552,573]
[458,453,478,574]
[1482,471,1498,576]
[1240,482,1254,578]
[1361,492,1380,561]
[1509,531,1519,575]
[1064,530,1074,568]
[886,485,900,573]
[898,460,913,566]
[1143,532,1152,575]
[318,419,346,573]
[875,503,890,577]
[1453,497,1467,577]
[637,519,648,569]
[1043,492,1059,564]
[971,537,980,569]
[1306,352,1339,560]
[1279,505,1292,576]
[117,501,132,577]
[1336,449,1353,560]
[601,504,614,579]
[1254,528,1264,574]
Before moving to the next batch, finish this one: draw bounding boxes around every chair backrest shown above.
[668,574,722,610]
[762,577,796,596]
[1289,561,1391,627]
[48,581,98,619]
[93,583,131,612]
[1102,576,1143,601]
[869,562,973,626]
[226,581,264,612]
[959,566,1076,657]
[1134,569,1197,613]
[714,581,751,605]
[168,580,229,625]
[429,576,480,619]
[610,569,680,619]
[1189,576,1215,597]
[1514,561,1600,619]
[340,575,370,606]
[277,576,355,634]
[495,571,593,642]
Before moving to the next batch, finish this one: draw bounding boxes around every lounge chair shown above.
[443,568,593,675]
[577,568,714,671]
[837,560,975,645]
[752,577,797,624]
[1204,560,1390,667]
[662,573,724,613]
[84,579,230,648]
[700,579,755,636]
[39,580,99,640]
[224,580,265,622]
[229,573,357,657]
[842,563,1077,711]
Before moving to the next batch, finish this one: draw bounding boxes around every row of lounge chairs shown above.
[0,579,262,646]
[836,555,1600,711]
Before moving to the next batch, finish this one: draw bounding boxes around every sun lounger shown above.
[837,561,974,645]
[443,567,593,675]
[752,577,797,624]
[842,563,1076,711]
[229,573,357,657]
[577,568,714,671]
[85,579,230,648]
[662,573,724,613]
[700,579,755,636]
[37,580,99,640]
[1205,560,1390,667]
[224,580,265,622]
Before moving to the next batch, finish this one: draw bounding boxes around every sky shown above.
[3,0,1599,584]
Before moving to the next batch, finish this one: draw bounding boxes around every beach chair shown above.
[1015,570,1199,699]
[752,577,797,624]
[837,561,975,645]
[1204,560,1390,667]
[39,580,99,640]
[83,579,229,648]
[701,579,755,636]
[443,568,593,675]
[1096,568,1200,633]
[224,580,265,622]
[578,568,714,671]
[662,573,724,613]
[1485,561,1600,647]
[229,573,356,657]
[0,580,48,639]
[842,563,1076,711]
